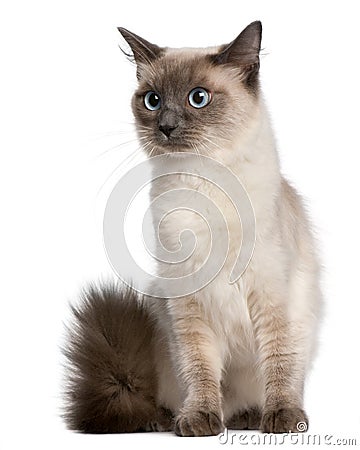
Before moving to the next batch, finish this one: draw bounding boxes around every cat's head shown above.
[119,22,262,157]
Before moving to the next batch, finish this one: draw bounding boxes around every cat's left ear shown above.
[213,21,262,88]
[118,27,163,77]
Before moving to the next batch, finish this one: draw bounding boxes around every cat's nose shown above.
[159,124,177,138]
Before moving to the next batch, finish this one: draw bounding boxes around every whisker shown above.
[96,146,144,196]
[202,135,223,151]
[94,138,140,160]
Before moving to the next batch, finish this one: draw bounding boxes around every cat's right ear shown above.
[118,28,163,77]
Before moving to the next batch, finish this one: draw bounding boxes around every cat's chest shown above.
[152,175,257,357]
[151,175,242,258]
[198,274,257,360]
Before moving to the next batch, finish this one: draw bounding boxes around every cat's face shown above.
[119,22,262,157]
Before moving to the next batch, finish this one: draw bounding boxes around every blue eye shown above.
[144,91,161,110]
[188,87,211,108]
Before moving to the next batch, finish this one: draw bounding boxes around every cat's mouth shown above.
[153,133,194,153]
[160,139,192,151]
[140,131,207,155]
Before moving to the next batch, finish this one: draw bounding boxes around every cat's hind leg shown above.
[226,407,262,430]
[222,364,264,431]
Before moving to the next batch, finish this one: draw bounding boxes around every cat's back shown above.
[279,177,317,262]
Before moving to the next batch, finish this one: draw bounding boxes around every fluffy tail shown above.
[62,284,161,433]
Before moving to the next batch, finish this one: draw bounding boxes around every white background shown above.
[1,1,359,449]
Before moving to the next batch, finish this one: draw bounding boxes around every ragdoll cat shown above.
[63,21,322,436]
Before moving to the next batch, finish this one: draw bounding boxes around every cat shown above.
[63,21,322,436]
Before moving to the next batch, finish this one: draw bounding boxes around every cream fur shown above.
[128,37,323,432]
[146,91,322,423]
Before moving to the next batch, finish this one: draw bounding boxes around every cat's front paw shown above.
[261,407,308,433]
[175,409,224,437]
